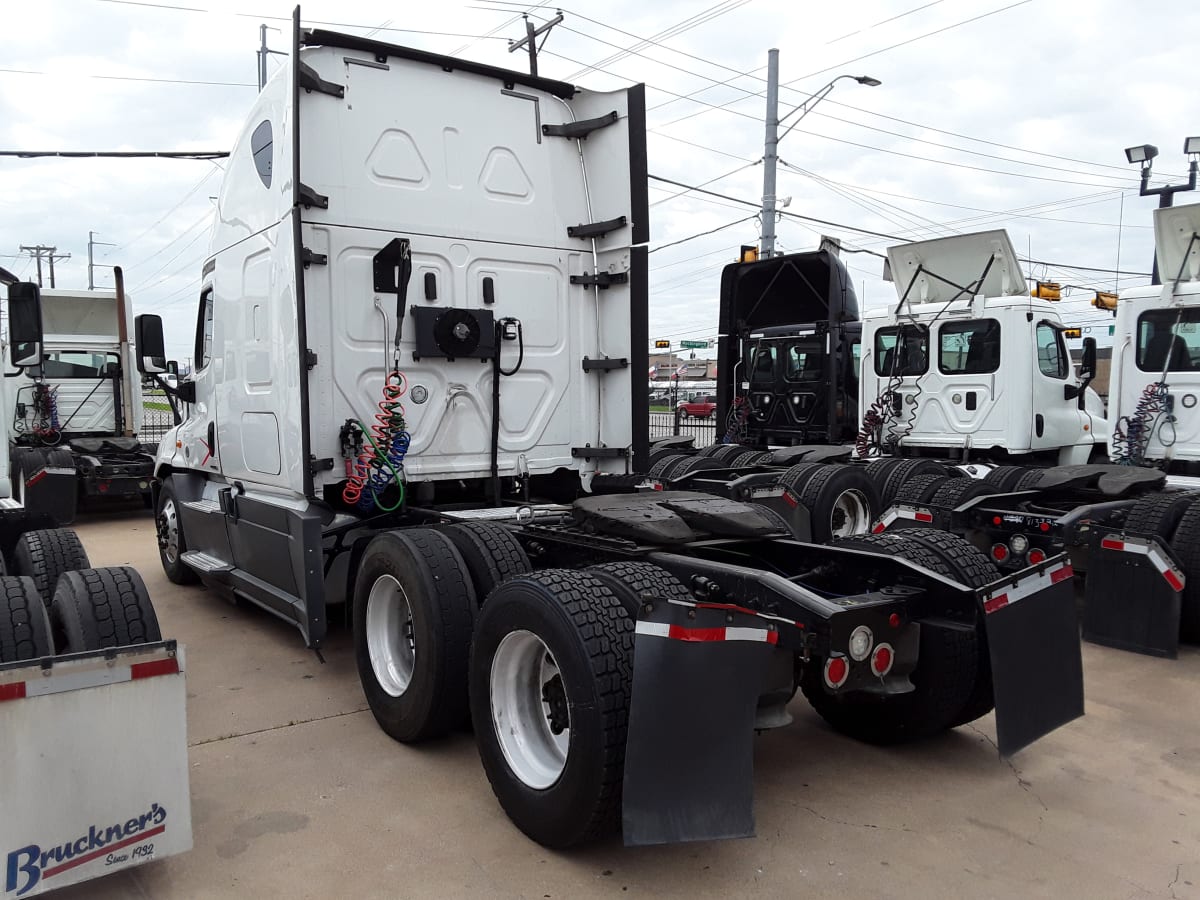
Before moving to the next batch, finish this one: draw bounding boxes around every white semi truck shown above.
[139,11,1084,848]
[7,271,156,524]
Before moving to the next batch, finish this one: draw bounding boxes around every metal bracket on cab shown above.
[542,110,618,140]
[570,271,628,289]
[298,62,345,98]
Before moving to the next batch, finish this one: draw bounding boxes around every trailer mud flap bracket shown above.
[622,602,775,845]
[979,559,1083,756]
[1082,532,1183,658]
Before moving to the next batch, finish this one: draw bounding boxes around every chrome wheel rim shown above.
[366,574,415,697]
[158,497,181,563]
[490,630,569,790]
[830,489,871,537]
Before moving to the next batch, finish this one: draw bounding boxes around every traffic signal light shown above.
[1031,281,1061,300]
[739,245,758,263]
[654,340,670,349]
[1093,291,1118,310]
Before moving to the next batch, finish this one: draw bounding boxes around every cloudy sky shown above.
[2,0,1197,360]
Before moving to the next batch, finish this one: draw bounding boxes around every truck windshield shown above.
[939,319,1001,375]
[874,325,928,376]
[1137,308,1200,372]
[784,337,825,382]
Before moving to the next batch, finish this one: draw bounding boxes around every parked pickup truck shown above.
[678,395,717,418]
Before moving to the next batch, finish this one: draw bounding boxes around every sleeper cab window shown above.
[250,120,272,188]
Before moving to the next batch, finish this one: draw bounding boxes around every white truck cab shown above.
[859,230,1106,464]
[1108,202,1200,474]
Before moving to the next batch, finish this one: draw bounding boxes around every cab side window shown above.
[1036,323,1068,379]
[196,288,214,370]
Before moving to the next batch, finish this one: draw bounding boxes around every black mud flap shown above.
[622,602,776,846]
[979,558,1083,756]
[1082,532,1183,659]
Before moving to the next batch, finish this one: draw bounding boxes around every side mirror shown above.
[135,314,167,374]
[7,282,44,369]
[1079,337,1097,381]
[167,360,179,377]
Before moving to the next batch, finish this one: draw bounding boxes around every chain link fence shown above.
[140,389,178,443]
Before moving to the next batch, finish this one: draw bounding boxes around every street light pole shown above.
[759,54,881,258]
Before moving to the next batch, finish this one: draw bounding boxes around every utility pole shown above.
[760,49,781,258]
[19,244,69,288]
[257,24,284,91]
[508,12,564,77]
[759,54,881,258]
[88,231,116,289]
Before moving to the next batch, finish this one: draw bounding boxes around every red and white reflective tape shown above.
[981,561,1074,614]
[636,620,779,645]
[0,656,179,703]
[871,505,934,534]
[1099,535,1186,592]
[663,597,804,630]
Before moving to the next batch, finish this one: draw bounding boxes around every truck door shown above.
[1029,321,1091,453]
[172,285,235,561]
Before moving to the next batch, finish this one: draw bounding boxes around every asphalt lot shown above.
[54,509,1200,899]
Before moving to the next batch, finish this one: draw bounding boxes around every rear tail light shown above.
[848,626,873,661]
[1028,548,1046,564]
[991,543,1009,562]
[1009,534,1029,556]
[871,643,895,677]
[824,655,849,689]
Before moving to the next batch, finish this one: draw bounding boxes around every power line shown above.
[826,0,948,45]
[0,68,254,89]
[648,174,1153,276]
[0,149,229,159]
[650,215,757,254]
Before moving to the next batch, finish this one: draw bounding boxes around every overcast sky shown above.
[2,0,1197,360]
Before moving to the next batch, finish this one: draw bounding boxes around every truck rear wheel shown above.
[808,530,990,741]
[13,528,91,607]
[1122,491,1197,540]
[648,453,689,479]
[470,569,633,848]
[438,522,531,605]
[778,462,825,494]
[731,450,769,468]
[0,576,54,662]
[880,459,946,509]
[696,444,745,462]
[156,478,199,585]
[50,567,161,653]
[353,529,476,743]
[929,477,999,509]
[984,465,1029,491]
[10,447,45,506]
[798,465,879,542]
[1169,502,1200,642]
[586,561,692,616]
[893,473,951,505]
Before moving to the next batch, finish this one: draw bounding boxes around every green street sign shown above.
[679,339,708,349]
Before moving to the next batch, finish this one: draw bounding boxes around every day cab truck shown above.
[137,10,1085,849]
[715,247,862,448]
[7,271,156,524]
[865,210,1200,658]
[0,275,189,897]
